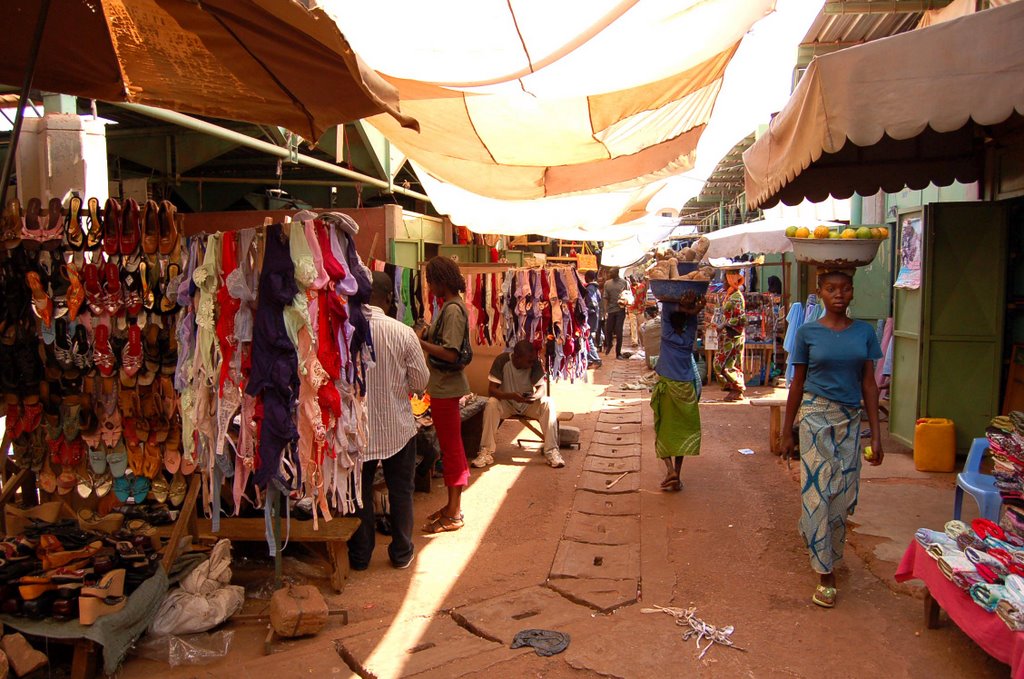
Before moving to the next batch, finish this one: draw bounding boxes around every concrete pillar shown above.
[15,113,108,205]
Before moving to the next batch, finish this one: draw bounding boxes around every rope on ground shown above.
[640,605,745,660]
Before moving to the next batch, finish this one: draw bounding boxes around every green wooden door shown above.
[920,202,1007,451]
[850,230,892,321]
[890,213,924,447]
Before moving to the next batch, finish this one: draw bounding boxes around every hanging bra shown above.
[227,228,258,344]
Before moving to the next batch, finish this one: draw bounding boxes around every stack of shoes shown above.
[0,516,161,625]
[0,195,190,539]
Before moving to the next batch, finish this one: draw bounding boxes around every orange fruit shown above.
[795,227,811,239]
[813,226,831,239]
[870,228,881,239]
[840,229,857,239]
[878,227,889,238]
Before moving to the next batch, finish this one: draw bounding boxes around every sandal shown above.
[83,262,104,316]
[141,199,159,257]
[64,265,85,321]
[65,196,85,251]
[812,585,837,608]
[93,323,116,377]
[102,261,122,316]
[423,513,464,534]
[120,198,141,258]
[102,198,121,258]
[85,197,103,250]
[158,200,179,257]
[25,271,53,325]
[1,199,22,250]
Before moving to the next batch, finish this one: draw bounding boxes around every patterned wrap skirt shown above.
[797,393,863,574]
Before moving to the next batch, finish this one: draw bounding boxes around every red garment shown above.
[431,396,469,488]
[216,231,241,394]
[896,542,1024,677]
[317,221,346,281]
[317,290,341,381]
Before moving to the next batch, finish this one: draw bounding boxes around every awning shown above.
[326,0,774,201]
[601,220,695,268]
[1,0,416,141]
[743,2,1024,209]
[703,217,843,259]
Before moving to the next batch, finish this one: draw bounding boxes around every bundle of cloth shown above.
[915,515,1024,627]
[986,412,1024,500]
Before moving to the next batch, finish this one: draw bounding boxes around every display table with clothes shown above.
[896,541,1024,678]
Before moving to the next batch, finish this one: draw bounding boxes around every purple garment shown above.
[245,224,299,488]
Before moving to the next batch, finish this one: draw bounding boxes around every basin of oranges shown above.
[785,224,889,267]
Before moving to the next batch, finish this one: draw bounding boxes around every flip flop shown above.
[423,513,464,534]
[812,585,836,608]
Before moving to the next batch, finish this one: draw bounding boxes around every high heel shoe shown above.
[81,568,125,599]
[79,595,126,625]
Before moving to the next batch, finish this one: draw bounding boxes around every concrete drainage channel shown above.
[546,365,645,612]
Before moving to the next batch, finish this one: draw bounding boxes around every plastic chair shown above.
[953,438,1002,521]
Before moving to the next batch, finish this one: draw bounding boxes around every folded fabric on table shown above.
[938,553,978,581]
[945,520,971,540]
[996,599,1024,631]
[971,583,1008,612]
[927,544,963,561]
[958,533,989,552]
[1004,574,1024,608]
[976,563,1005,585]
[916,528,958,552]
[967,546,1010,576]
[953,569,987,590]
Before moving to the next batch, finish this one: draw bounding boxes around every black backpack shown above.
[428,301,473,372]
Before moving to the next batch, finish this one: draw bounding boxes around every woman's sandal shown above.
[423,513,464,534]
[812,585,837,608]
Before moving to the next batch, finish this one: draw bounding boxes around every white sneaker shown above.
[544,449,566,468]
[471,452,494,468]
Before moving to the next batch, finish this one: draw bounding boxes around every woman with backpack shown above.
[417,256,473,533]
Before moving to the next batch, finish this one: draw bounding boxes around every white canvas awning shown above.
[703,217,843,259]
[743,2,1024,209]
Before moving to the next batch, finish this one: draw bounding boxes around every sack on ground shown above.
[149,540,244,636]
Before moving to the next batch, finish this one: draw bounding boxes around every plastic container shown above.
[913,418,956,472]
[649,278,710,301]
[676,261,700,276]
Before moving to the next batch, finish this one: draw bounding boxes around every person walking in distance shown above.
[584,270,602,368]
[349,272,429,570]
[603,268,628,359]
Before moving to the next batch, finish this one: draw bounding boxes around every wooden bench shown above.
[154,514,359,593]
[750,397,787,455]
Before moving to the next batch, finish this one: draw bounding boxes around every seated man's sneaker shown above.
[471,452,494,468]
[544,449,566,468]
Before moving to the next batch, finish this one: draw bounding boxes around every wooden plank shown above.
[69,638,99,679]
[161,475,201,573]
[153,516,360,542]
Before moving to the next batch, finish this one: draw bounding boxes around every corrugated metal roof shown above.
[804,10,921,45]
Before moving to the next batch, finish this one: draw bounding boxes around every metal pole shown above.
[115,103,433,203]
[0,0,52,209]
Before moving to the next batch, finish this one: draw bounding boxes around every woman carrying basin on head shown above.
[650,292,704,493]
[782,268,883,609]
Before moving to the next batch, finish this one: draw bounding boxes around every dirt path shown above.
[121,360,1006,678]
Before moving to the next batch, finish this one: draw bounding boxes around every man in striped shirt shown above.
[348,272,430,571]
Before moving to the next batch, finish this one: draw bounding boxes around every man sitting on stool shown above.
[473,340,565,469]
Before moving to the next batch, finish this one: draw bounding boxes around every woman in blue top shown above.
[649,292,704,492]
[782,269,883,609]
